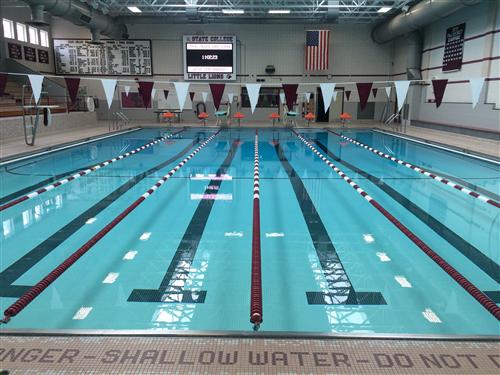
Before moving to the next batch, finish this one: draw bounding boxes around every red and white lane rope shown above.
[327,129,500,209]
[1,129,220,323]
[250,130,263,331]
[0,129,185,212]
[294,130,500,320]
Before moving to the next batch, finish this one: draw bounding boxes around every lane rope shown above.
[250,130,263,331]
[327,129,500,209]
[0,129,186,212]
[1,129,221,323]
[293,130,500,321]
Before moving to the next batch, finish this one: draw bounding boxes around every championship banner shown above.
[183,35,236,81]
[442,23,465,72]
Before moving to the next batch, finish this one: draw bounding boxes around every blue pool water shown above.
[0,127,498,335]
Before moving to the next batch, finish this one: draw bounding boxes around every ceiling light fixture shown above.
[377,7,392,13]
[268,9,290,14]
[127,6,142,13]
[222,9,245,14]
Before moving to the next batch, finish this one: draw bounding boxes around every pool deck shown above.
[1,120,499,161]
[0,334,499,374]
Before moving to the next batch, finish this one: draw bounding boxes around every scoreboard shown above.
[54,39,152,75]
[183,35,236,81]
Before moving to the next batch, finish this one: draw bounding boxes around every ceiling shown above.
[79,0,415,24]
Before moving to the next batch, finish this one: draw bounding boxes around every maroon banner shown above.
[23,46,37,62]
[345,90,351,101]
[138,81,154,108]
[38,49,49,64]
[443,23,465,72]
[372,88,378,98]
[8,43,22,60]
[121,92,151,109]
[282,84,298,110]
[209,83,225,110]
[432,79,448,108]
[0,74,8,97]
[189,92,195,102]
[163,90,169,101]
[64,77,80,105]
[356,83,373,111]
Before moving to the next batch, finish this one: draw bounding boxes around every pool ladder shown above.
[109,111,130,131]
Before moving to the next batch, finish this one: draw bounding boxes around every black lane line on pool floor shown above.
[0,129,193,205]
[274,142,386,306]
[315,140,500,286]
[0,138,201,298]
[128,140,241,304]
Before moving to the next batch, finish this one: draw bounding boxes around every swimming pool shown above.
[0,127,498,336]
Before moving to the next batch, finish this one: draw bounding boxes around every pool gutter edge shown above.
[0,329,498,342]
[0,127,143,166]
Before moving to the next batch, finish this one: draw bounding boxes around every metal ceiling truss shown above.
[78,0,415,23]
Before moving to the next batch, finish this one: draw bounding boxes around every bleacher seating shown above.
[0,81,67,118]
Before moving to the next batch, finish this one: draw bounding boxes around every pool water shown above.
[0,127,498,335]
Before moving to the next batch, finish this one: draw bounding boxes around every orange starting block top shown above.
[162,111,175,119]
[233,112,246,119]
[198,112,209,119]
[269,113,280,119]
[340,112,352,120]
[304,112,315,120]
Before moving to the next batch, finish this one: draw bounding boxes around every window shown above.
[28,26,39,45]
[40,29,49,47]
[16,22,27,42]
[241,87,281,108]
[2,18,14,39]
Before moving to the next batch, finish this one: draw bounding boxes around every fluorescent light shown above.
[222,9,244,14]
[268,9,290,14]
[127,6,142,13]
[377,6,392,13]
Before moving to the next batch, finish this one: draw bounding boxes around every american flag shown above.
[305,30,330,71]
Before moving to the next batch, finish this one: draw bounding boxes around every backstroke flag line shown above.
[394,81,410,112]
[174,82,190,111]
[29,74,44,105]
[469,78,484,109]
[101,78,117,109]
[246,83,261,114]
[320,83,336,113]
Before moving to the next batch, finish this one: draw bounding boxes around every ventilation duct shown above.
[326,0,339,23]
[371,0,481,44]
[406,31,422,80]
[22,0,128,40]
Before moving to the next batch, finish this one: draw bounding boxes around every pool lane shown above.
[298,130,498,273]
[0,135,203,298]
[283,130,499,332]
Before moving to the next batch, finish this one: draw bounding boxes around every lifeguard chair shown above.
[215,102,231,127]
[284,104,299,127]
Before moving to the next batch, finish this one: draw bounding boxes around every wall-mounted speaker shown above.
[265,65,275,74]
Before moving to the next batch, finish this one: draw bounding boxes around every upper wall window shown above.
[2,18,15,39]
[28,26,39,45]
[40,29,49,47]
[16,22,27,42]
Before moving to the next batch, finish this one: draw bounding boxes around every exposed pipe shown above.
[372,0,481,44]
[405,31,422,80]
[21,0,128,40]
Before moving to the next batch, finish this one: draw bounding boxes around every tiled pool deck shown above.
[0,334,499,374]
